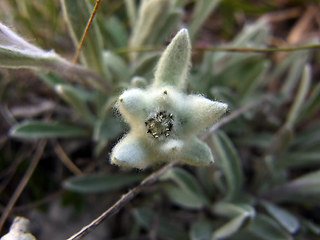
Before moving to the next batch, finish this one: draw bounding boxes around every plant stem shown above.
[66,160,178,240]
[195,43,320,53]
[66,95,271,239]
[114,43,320,54]
[72,0,102,64]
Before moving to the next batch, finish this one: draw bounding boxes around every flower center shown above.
[145,111,174,139]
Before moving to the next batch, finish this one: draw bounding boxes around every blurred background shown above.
[0,0,320,239]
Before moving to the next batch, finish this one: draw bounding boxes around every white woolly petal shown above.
[180,138,214,166]
[184,95,227,135]
[160,139,184,156]
[111,135,149,169]
[118,88,149,123]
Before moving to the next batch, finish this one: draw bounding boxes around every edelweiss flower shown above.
[110,29,227,168]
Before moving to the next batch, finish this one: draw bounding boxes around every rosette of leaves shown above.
[0,1,320,240]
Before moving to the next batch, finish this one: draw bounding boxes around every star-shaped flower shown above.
[110,29,227,169]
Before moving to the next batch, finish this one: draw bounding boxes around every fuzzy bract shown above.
[110,29,227,169]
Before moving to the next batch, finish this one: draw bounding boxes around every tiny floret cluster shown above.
[145,110,174,139]
[110,29,227,169]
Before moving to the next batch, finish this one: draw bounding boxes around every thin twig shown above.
[72,0,102,64]
[67,95,271,239]
[66,160,178,240]
[114,43,320,54]
[0,140,46,231]
[195,44,320,53]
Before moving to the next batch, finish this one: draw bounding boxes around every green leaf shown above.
[213,55,266,91]
[132,52,161,79]
[267,50,307,94]
[124,0,137,27]
[210,87,237,110]
[0,45,61,69]
[0,23,76,74]
[61,0,107,77]
[102,51,130,84]
[38,72,98,101]
[160,167,209,209]
[292,122,320,150]
[93,114,123,141]
[211,131,243,201]
[55,84,95,124]
[260,201,299,234]
[10,121,90,139]
[161,183,205,209]
[100,16,128,48]
[265,170,320,203]
[133,207,153,228]
[211,202,255,239]
[212,202,255,218]
[0,22,46,55]
[191,51,215,93]
[267,124,294,158]
[286,65,312,127]
[237,60,270,98]
[133,207,188,240]
[63,173,143,193]
[37,71,66,87]
[196,167,218,198]
[189,0,221,40]
[301,218,320,236]
[232,18,270,46]
[190,220,213,240]
[212,212,254,240]
[129,0,170,48]
[300,81,320,121]
[248,214,292,240]
[235,132,273,149]
[0,23,108,90]
[281,51,311,98]
[278,151,320,168]
[151,9,183,45]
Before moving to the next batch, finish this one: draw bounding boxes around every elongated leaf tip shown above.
[153,28,191,89]
[178,28,188,35]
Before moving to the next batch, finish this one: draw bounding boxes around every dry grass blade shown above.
[113,43,320,55]
[72,0,102,64]
[0,140,47,231]
[66,160,178,240]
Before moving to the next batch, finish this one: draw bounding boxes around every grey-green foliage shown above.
[61,0,106,77]
[129,0,180,48]
[211,131,243,201]
[129,0,183,62]
[188,0,221,40]
[110,29,227,169]
[0,22,67,69]
[1,0,184,159]
[1,1,320,239]
[63,173,144,193]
